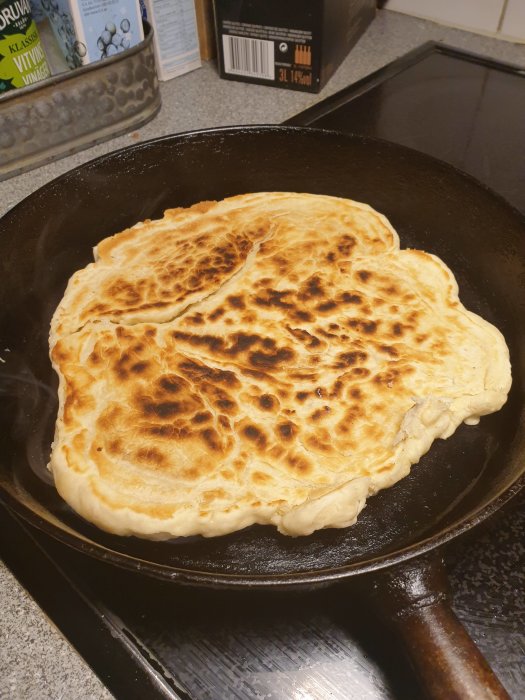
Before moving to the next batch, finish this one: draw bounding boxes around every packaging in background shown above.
[40,0,144,68]
[195,0,215,60]
[142,0,200,80]
[213,0,375,93]
[0,0,51,93]
[29,0,46,22]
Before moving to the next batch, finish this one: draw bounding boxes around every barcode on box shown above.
[222,35,275,80]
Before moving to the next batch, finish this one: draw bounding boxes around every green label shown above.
[0,20,50,92]
[0,0,33,40]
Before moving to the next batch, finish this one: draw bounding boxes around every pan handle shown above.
[361,552,509,699]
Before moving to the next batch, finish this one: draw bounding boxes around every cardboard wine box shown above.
[213,0,375,93]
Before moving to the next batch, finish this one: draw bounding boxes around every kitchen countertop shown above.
[1,9,524,699]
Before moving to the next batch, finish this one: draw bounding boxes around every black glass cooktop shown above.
[2,42,524,700]
[287,42,525,214]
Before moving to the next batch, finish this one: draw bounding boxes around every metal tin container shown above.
[0,21,160,180]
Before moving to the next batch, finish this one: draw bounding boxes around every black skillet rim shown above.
[1,124,524,587]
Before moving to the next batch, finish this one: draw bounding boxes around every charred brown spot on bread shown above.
[243,424,267,449]
[208,307,225,321]
[262,337,276,349]
[159,376,183,393]
[337,234,356,255]
[335,407,361,435]
[329,380,343,398]
[63,384,95,422]
[187,275,202,289]
[192,411,212,424]
[141,400,184,418]
[293,310,314,323]
[351,367,370,378]
[107,438,122,455]
[113,361,129,381]
[392,322,404,337]
[350,387,362,399]
[347,319,378,335]
[254,289,294,309]
[227,294,245,309]
[182,466,200,480]
[310,408,329,421]
[269,445,285,460]
[373,367,401,387]
[333,350,368,369]
[193,332,260,358]
[249,347,294,368]
[357,270,372,282]
[318,328,338,340]
[147,424,188,439]
[135,447,166,467]
[89,302,109,314]
[383,285,399,296]
[200,427,223,452]
[215,398,237,413]
[305,434,331,452]
[130,361,148,374]
[218,415,231,430]
[286,453,312,474]
[287,326,322,349]
[188,313,205,325]
[104,281,141,306]
[363,321,378,334]
[172,330,223,352]
[295,391,309,402]
[379,344,398,357]
[317,300,337,313]
[430,339,447,353]
[178,360,240,387]
[299,275,324,299]
[252,471,272,484]
[259,393,277,411]
[96,405,122,430]
[206,386,238,415]
[277,421,296,441]
[345,405,363,420]
[341,292,362,304]
[290,372,318,383]
[50,343,69,364]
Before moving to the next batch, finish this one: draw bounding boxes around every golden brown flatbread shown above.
[49,193,511,538]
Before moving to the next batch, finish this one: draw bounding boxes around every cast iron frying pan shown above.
[0,127,524,697]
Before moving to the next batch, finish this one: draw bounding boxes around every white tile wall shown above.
[500,0,525,40]
[383,0,505,34]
